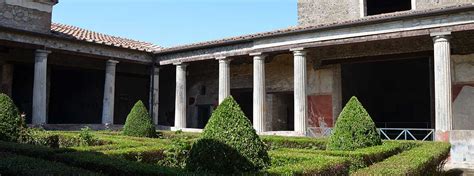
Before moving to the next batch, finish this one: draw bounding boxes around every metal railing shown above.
[378,128,434,141]
[307,127,435,141]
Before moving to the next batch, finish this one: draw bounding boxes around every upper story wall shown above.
[298,0,474,26]
[0,0,58,33]
[298,0,361,26]
[417,0,474,10]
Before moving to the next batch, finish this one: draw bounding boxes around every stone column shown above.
[102,60,119,125]
[174,63,188,129]
[252,53,267,132]
[1,63,13,97]
[431,32,453,136]
[292,49,308,135]
[150,66,160,125]
[32,49,50,125]
[218,57,231,104]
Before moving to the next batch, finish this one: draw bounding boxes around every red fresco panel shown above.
[308,95,333,128]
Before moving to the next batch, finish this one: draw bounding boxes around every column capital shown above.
[291,48,307,56]
[217,57,232,64]
[106,60,119,65]
[431,32,451,42]
[250,52,267,60]
[35,49,51,55]
[173,62,188,67]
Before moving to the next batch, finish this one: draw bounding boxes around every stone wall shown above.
[297,0,361,26]
[452,54,474,130]
[416,0,474,10]
[0,0,54,33]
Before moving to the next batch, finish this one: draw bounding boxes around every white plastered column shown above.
[218,57,231,104]
[102,60,119,125]
[431,32,453,133]
[252,53,267,133]
[174,63,188,129]
[292,48,308,135]
[32,49,50,125]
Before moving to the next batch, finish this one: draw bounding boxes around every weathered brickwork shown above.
[298,0,361,26]
[0,1,52,33]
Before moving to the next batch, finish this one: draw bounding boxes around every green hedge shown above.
[0,141,178,175]
[274,141,417,172]
[353,142,451,175]
[0,93,25,142]
[0,152,101,176]
[186,96,270,174]
[266,151,350,175]
[55,152,177,176]
[122,101,156,138]
[327,96,382,151]
[261,135,327,150]
[20,129,108,148]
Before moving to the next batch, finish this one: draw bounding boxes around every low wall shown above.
[450,130,474,165]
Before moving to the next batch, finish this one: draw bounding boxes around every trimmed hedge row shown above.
[353,142,451,175]
[273,141,417,172]
[261,135,327,150]
[266,151,350,175]
[21,129,108,148]
[0,152,101,176]
[0,141,178,175]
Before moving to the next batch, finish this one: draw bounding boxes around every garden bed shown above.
[0,130,450,175]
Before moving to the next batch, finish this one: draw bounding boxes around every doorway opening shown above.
[342,57,433,129]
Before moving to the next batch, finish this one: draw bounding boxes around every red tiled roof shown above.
[51,23,161,52]
[159,3,474,53]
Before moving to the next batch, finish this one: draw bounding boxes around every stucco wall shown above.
[0,0,52,33]
[416,0,474,10]
[452,54,474,130]
[297,0,361,26]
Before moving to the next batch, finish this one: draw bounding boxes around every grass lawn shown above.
[0,129,450,175]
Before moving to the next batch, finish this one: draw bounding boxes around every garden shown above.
[0,94,451,175]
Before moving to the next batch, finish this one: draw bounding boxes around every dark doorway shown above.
[114,73,150,125]
[366,0,411,16]
[12,64,34,123]
[232,89,253,122]
[49,66,104,124]
[342,57,432,128]
[268,92,294,131]
[197,105,212,128]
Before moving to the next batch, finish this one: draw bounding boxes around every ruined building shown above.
[0,0,473,165]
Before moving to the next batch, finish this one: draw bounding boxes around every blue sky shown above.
[52,0,297,47]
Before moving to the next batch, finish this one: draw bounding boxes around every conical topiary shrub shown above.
[327,96,382,151]
[185,96,270,174]
[122,100,156,138]
[0,93,25,142]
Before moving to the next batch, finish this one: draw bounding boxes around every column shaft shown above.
[253,54,266,132]
[150,67,160,125]
[432,34,453,132]
[102,60,119,125]
[32,49,50,125]
[174,63,187,129]
[218,58,231,103]
[293,49,308,135]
